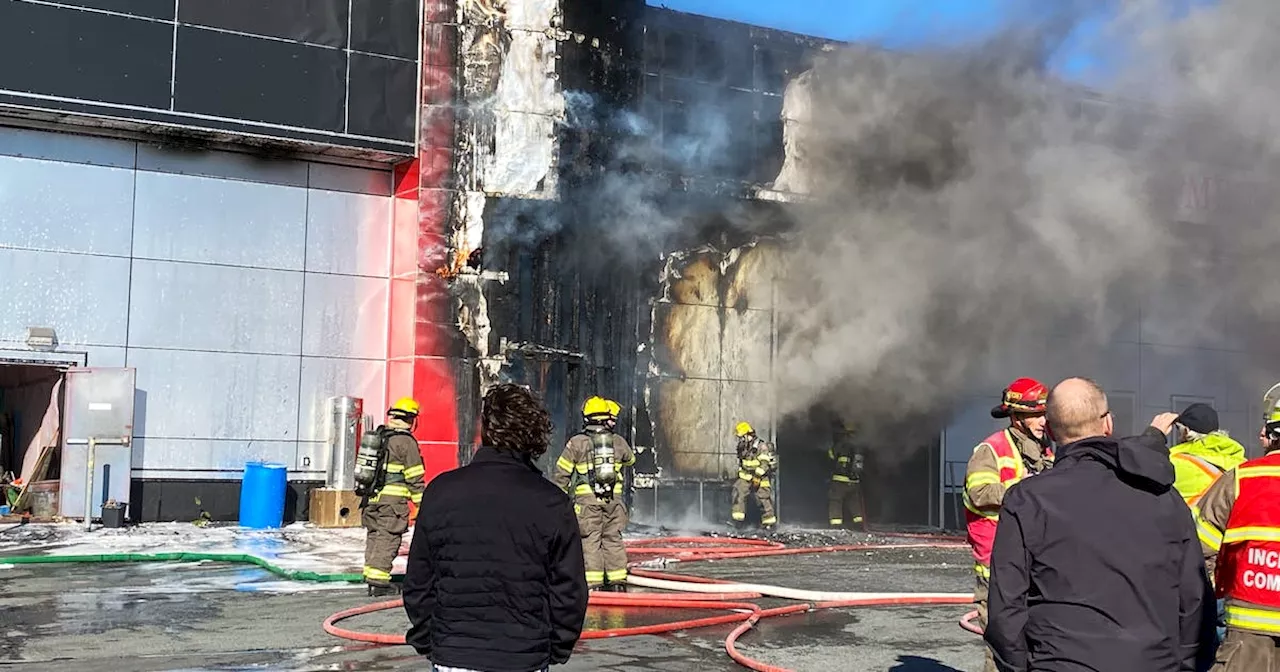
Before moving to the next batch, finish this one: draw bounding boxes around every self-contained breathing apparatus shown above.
[354,426,390,498]
[588,426,619,500]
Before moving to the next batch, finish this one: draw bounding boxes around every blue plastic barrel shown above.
[239,461,288,529]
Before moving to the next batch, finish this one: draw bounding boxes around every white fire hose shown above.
[627,574,971,603]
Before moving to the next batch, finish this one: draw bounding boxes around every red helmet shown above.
[991,377,1048,419]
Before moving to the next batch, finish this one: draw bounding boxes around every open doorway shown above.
[0,362,68,516]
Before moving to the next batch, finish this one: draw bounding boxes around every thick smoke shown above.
[770,0,1280,433]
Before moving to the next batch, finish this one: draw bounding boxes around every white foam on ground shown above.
[0,522,411,593]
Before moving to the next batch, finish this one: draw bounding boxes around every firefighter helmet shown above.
[389,397,420,418]
[734,421,754,438]
[1263,382,1280,440]
[605,399,621,418]
[991,378,1048,419]
[583,396,611,420]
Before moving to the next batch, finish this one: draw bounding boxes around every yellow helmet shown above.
[605,399,621,418]
[734,421,754,438]
[390,397,420,416]
[583,396,611,418]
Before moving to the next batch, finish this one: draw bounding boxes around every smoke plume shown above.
[769,0,1280,433]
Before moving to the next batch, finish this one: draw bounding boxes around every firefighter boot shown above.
[367,582,402,598]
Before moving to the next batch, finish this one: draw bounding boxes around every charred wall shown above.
[476,3,946,527]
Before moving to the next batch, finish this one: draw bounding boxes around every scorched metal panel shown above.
[173,26,347,132]
[133,171,308,270]
[301,274,389,360]
[128,348,301,440]
[0,155,135,257]
[297,356,386,442]
[304,190,392,277]
[0,1,172,108]
[0,248,129,346]
[127,259,304,355]
[347,53,418,142]
[178,0,348,46]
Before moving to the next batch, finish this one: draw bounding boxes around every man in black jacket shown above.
[986,377,1217,672]
[403,383,589,672]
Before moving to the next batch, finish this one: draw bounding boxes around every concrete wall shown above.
[0,125,395,482]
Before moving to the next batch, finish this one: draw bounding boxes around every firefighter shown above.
[828,421,865,529]
[360,397,426,597]
[553,396,636,591]
[1196,383,1280,670]
[731,421,778,531]
[964,377,1053,672]
[1169,402,1245,508]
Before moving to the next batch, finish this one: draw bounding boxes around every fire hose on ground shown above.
[321,537,978,672]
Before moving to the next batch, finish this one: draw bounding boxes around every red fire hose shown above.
[322,536,976,671]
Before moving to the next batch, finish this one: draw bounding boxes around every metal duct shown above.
[326,396,363,490]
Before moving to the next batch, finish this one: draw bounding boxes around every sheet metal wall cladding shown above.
[0,0,419,156]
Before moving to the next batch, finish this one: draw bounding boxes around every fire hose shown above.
[322,537,977,671]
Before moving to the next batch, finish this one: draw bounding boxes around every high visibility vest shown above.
[963,429,1028,573]
[1217,453,1280,634]
[1171,452,1226,507]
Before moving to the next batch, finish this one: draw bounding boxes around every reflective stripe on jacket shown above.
[964,429,1026,569]
[1170,433,1245,506]
[738,440,776,482]
[1216,454,1280,634]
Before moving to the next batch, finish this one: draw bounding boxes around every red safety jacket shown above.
[1217,453,1280,633]
[964,429,1029,576]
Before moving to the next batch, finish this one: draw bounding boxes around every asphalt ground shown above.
[0,541,983,672]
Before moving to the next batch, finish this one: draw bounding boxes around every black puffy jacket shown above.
[985,429,1216,672]
[403,446,588,672]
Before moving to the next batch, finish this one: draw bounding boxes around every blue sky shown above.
[647,0,1213,83]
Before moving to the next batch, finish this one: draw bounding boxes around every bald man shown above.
[985,378,1216,672]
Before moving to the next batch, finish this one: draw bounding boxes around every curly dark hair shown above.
[481,383,554,459]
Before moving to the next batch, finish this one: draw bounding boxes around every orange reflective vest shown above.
[964,429,1035,572]
[1216,453,1280,633]
[1171,452,1225,507]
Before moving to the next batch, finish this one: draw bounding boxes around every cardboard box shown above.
[309,488,363,528]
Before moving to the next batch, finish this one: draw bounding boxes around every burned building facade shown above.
[0,0,1272,527]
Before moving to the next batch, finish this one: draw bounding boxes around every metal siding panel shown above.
[305,190,392,277]
[129,348,301,440]
[128,259,304,354]
[301,274,389,359]
[297,356,387,442]
[0,155,134,256]
[296,440,329,475]
[307,163,393,196]
[0,248,130,345]
[1138,344,1227,412]
[136,145,310,187]
[133,171,308,269]
[131,437,297,471]
[0,126,137,168]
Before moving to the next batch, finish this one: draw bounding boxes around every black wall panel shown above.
[60,0,175,19]
[0,0,173,108]
[351,0,419,59]
[348,53,418,141]
[174,26,347,131]
[0,0,420,155]
[178,0,348,47]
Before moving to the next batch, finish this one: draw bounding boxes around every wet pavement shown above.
[0,526,983,671]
